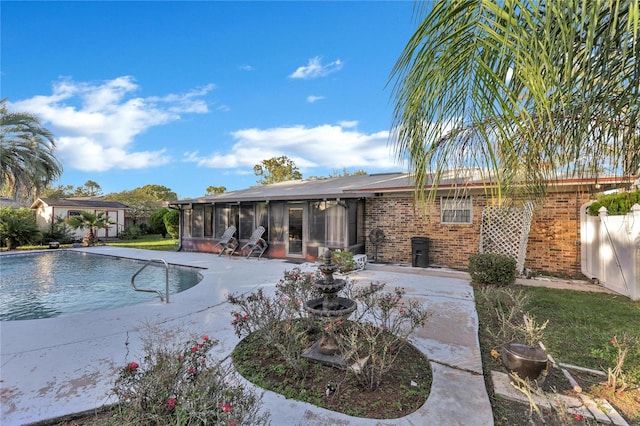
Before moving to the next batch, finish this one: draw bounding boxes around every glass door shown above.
[287,206,304,256]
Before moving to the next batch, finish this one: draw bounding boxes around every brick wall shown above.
[365,190,592,278]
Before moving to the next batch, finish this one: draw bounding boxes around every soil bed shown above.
[231,328,432,419]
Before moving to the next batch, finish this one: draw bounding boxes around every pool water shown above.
[0,251,203,321]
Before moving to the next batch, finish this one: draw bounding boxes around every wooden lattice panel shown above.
[479,202,534,274]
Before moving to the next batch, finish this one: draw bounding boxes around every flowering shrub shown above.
[112,328,269,425]
[338,285,429,390]
[591,333,640,392]
[228,267,322,376]
[230,268,429,392]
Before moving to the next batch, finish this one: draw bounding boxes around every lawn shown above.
[105,234,178,251]
[475,284,640,424]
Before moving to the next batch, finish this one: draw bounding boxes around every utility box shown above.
[411,237,429,268]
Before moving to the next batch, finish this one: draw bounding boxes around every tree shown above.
[0,207,42,249]
[390,0,640,202]
[106,185,177,226]
[74,180,103,197]
[253,156,302,185]
[150,208,170,238]
[0,99,63,202]
[42,184,75,198]
[205,185,227,196]
[163,209,180,239]
[329,168,368,177]
[65,210,114,246]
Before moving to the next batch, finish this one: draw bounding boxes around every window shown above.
[441,197,472,224]
[204,205,213,237]
[68,210,81,218]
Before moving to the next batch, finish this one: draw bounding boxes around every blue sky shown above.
[2,1,419,199]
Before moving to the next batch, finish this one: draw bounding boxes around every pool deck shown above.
[0,247,493,426]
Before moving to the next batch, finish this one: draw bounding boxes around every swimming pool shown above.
[0,251,203,321]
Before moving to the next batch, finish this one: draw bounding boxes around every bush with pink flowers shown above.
[112,327,269,425]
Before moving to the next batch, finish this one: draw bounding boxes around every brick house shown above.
[171,172,629,278]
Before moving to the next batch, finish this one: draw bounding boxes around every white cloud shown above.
[9,76,213,172]
[289,56,343,79]
[185,123,398,172]
[239,65,255,71]
[306,95,325,103]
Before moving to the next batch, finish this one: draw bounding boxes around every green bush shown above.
[42,215,76,244]
[119,225,142,240]
[332,249,356,272]
[150,208,169,237]
[468,253,517,285]
[163,209,179,239]
[587,190,640,216]
[0,207,42,249]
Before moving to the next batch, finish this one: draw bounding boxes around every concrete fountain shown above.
[302,249,357,368]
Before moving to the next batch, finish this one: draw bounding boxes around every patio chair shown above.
[213,226,238,256]
[239,226,268,259]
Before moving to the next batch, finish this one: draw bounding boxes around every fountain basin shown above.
[304,297,356,318]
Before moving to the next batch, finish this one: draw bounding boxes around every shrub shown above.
[332,249,356,272]
[468,252,517,285]
[150,208,169,237]
[0,207,42,249]
[163,209,179,239]
[229,268,429,392]
[587,190,640,216]
[112,327,269,425]
[119,225,142,240]
[41,216,76,244]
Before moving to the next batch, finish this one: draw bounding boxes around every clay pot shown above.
[501,343,549,383]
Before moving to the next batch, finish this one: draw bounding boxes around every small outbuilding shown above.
[31,198,129,241]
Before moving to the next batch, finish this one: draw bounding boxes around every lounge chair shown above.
[213,226,238,256]
[239,226,268,259]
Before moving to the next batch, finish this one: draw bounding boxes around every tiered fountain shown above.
[302,249,357,368]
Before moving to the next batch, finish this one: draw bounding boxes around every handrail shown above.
[131,258,170,303]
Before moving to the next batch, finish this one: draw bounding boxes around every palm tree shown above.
[0,99,63,202]
[390,0,640,202]
[65,211,114,247]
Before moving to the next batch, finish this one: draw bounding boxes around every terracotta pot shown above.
[501,343,549,382]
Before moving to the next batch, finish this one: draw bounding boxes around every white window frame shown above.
[441,196,472,224]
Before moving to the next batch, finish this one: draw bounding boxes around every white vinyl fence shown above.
[580,203,640,300]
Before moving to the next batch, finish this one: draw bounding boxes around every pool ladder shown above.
[131,258,169,303]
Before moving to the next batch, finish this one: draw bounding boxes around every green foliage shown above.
[112,327,269,425]
[332,249,356,272]
[468,253,517,286]
[163,209,180,239]
[587,190,640,216]
[0,207,42,249]
[206,185,227,196]
[106,233,178,251]
[119,225,142,240]
[41,215,75,244]
[149,208,170,237]
[390,1,640,203]
[253,155,302,185]
[0,99,62,202]
[65,210,114,246]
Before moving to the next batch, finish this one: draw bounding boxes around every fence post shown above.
[632,205,640,301]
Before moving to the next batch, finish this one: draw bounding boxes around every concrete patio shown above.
[0,247,493,425]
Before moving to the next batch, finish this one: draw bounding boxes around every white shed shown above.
[31,198,129,241]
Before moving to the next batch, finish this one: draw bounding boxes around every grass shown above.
[522,286,640,372]
[105,234,178,251]
[475,284,640,424]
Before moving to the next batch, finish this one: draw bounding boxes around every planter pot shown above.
[501,343,549,384]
